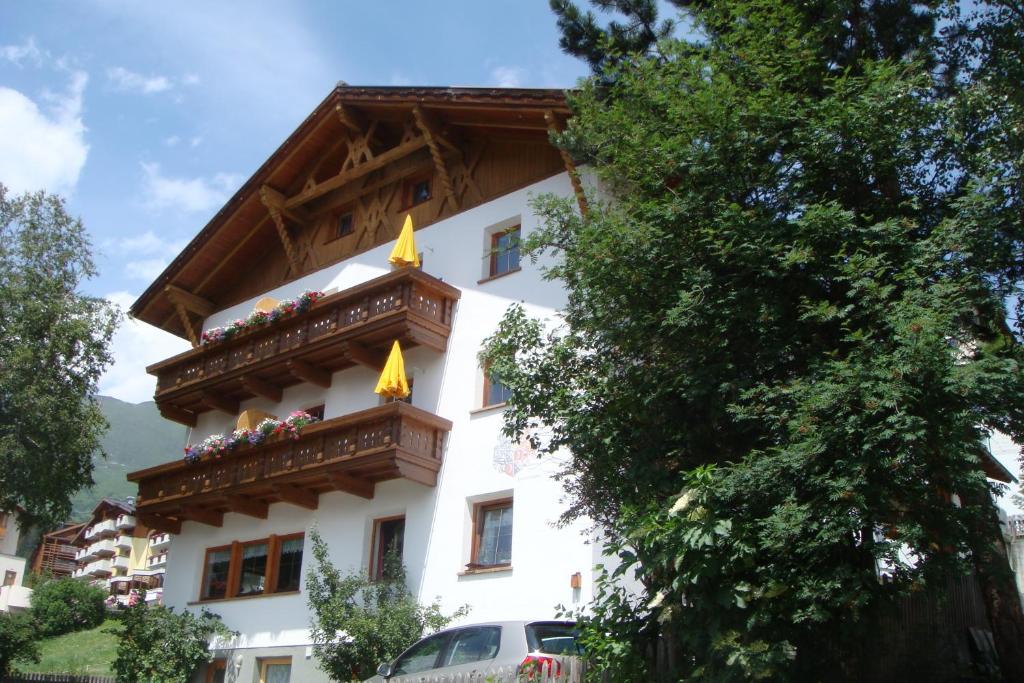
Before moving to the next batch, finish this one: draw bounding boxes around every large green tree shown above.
[483,1,1024,680]
[0,184,119,527]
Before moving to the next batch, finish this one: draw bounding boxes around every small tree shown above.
[29,576,106,637]
[112,602,233,683]
[0,611,40,677]
[306,527,467,682]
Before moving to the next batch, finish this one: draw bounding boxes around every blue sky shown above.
[0,0,589,402]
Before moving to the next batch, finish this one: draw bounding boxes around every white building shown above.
[0,510,32,612]
[127,86,596,683]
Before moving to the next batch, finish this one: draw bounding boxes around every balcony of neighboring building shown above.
[84,519,117,540]
[147,553,168,569]
[112,555,130,571]
[87,559,113,577]
[147,268,460,427]
[75,547,94,563]
[90,539,116,557]
[116,514,136,530]
[115,534,133,550]
[149,532,172,550]
[128,401,452,533]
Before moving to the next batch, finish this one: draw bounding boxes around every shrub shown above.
[306,527,468,682]
[113,602,233,683]
[30,576,106,637]
[0,611,40,676]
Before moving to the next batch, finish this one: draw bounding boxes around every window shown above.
[380,378,414,406]
[407,177,432,207]
[489,227,521,278]
[201,547,231,600]
[482,366,511,407]
[370,516,405,581]
[393,632,450,676]
[200,533,304,601]
[471,499,513,568]
[206,659,227,683]
[259,657,292,683]
[304,404,325,421]
[336,212,354,238]
[441,626,502,667]
[3,570,15,587]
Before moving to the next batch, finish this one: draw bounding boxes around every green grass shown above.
[19,618,122,676]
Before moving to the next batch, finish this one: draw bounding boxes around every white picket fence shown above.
[385,658,589,682]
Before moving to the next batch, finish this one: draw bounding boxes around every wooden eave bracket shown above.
[327,471,374,500]
[241,374,283,402]
[413,105,460,211]
[544,110,589,217]
[344,341,387,371]
[200,390,240,416]
[177,507,224,527]
[226,495,268,519]
[287,359,332,388]
[137,512,181,535]
[165,285,215,317]
[273,484,319,510]
[336,103,368,135]
[159,405,197,428]
[260,184,312,275]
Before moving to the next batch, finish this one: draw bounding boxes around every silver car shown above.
[366,620,580,681]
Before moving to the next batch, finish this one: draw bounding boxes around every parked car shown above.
[365,620,581,681]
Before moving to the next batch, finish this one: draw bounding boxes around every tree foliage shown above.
[483,1,1024,680]
[306,527,467,682]
[112,602,233,683]
[0,611,40,677]
[29,576,107,637]
[0,184,120,527]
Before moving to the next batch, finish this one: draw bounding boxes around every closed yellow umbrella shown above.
[388,214,420,268]
[374,340,410,399]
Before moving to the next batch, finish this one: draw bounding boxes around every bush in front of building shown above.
[306,527,469,682]
[112,602,233,683]
[29,576,107,637]
[0,611,41,676]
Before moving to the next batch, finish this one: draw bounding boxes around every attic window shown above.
[407,177,432,207]
[336,212,354,238]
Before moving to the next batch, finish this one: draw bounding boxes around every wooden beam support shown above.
[413,105,459,211]
[260,186,304,275]
[177,507,223,527]
[273,484,319,510]
[165,285,215,318]
[225,495,268,519]
[544,110,589,217]
[159,405,197,428]
[287,359,331,388]
[336,103,368,135]
[327,472,375,500]
[285,135,428,209]
[241,375,283,402]
[200,391,239,416]
[136,513,181,535]
[345,342,387,371]
[173,302,199,348]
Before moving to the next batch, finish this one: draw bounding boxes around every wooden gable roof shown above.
[130,85,575,341]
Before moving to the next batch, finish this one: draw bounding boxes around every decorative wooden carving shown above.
[173,303,199,347]
[413,105,459,211]
[544,110,589,217]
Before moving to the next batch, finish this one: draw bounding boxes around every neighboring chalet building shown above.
[73,498,171,605]
[31,521,87,579]
[0,510,31,612]
[126,85,596,683]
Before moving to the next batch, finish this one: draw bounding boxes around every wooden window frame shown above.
[481,364,509,409]
[488,226,522,279]
[403,173,433,209]
[199,533,304,602]
[258,657,292,683]
[469,498,513,570]
[368,515,406,581]
[303,403,325,422]
[205,659,227,683]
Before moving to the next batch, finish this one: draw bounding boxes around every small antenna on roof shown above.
[337,80,349,87]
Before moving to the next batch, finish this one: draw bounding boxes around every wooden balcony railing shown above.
[127,402,452,533]
[148,269,460,425]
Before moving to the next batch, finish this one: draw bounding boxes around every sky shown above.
[0,0,590,404]
[1,1,1020,511]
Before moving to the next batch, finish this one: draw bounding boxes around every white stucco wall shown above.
[165,172,599,649]
[0,554,29,612]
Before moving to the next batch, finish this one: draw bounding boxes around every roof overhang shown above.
[130,85,570,338]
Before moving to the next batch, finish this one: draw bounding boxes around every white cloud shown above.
[0,37,43,67]
[189,136,202,148]
[182,73,201,86]
[124,258,173,281]
[107,66,173,94]
[164,135,180,147]
[491,66,528,88]
[140,162,241,214]
[99,291,191,403]
[0,71,89,195]
[110,230,188,281]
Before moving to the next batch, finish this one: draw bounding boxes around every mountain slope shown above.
[70,396,187,520]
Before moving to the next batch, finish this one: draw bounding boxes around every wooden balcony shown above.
[149,269,460,426]
[127,402,452,533]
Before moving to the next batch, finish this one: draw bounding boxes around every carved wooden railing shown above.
[129,402,452,525]
[148,269,460,422]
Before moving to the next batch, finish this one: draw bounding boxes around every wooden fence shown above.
[3,675,116,683]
